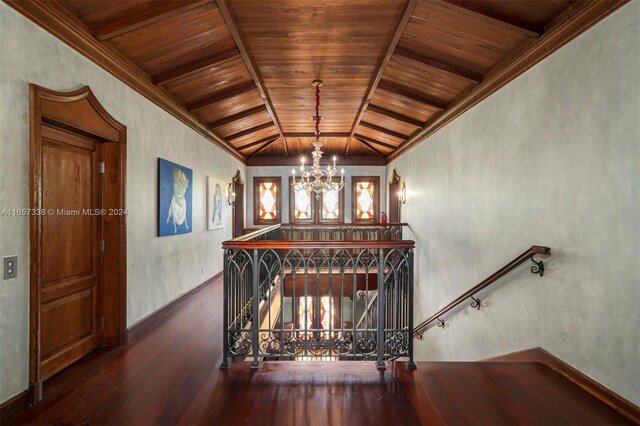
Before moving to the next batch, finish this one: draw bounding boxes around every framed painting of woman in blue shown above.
[158,158,193,236]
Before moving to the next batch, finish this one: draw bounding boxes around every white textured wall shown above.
[388,3,640,404]
[247,166,387,225]
[0,3,244,403]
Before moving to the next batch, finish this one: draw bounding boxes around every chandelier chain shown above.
[292,80,345,198]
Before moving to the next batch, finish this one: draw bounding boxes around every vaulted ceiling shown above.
[9,0,627,165]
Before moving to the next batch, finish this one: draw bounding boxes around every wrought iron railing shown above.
[220,224,415,370]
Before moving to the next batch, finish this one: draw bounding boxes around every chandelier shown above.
[292,80,345,198]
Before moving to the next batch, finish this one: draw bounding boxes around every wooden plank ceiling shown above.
[35,0,625,165]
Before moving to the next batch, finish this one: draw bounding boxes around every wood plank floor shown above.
[8,276,631,425]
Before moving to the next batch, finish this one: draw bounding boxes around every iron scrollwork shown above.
[470,295,482,310]
[530,255,545,277]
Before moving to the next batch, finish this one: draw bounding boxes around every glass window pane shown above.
[321,188,340,220]
[293,183,312,220]
[356,181,375,220]
[259,181,278,220]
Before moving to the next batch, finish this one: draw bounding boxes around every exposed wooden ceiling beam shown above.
[227,122,274,141]
[344,0,418,158]
[188,82,256,113]
[153,48,240,86]
[367,104,424,127]
[208,105,266,128]
[3,0,246,163]
[354,134,398,151]
[236,134,279,151]
[247,156,386,167]
[438,0,543,37]
[387,0,629,163]
[249,137,280,158]
[283,132,351,138]
[378,81,449,111]
[94,0,210,41]
[394,47,483,83]
[216,0,289,155]
[354,137,384,157]
[359,122,409,140]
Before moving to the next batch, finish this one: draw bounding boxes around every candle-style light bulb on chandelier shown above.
[292,80,345,198]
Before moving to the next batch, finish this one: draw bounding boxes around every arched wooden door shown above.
[29,85,127,402]
[388,170,402,223]
[231,170,245,237]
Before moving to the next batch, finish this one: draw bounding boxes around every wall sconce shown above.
[398,182,406,205]
[227,182,236,205]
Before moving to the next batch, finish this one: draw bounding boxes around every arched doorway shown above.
[230,170,245,237]
[29,85,127,402]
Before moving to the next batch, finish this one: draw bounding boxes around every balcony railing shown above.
[220,223,416,370]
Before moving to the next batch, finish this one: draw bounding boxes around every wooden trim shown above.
[247,156,386,167]
[386,0,630,163]
[283,132,351,138]
[345,0,418,157]
[4,0,245,163]
[319,184,345,224]
[127,272,222,343]
[481,347,640,424]
[354,134,398,151]
[388,169,402,222]
[253,177,282,225]
[223,240,415,250]
[377,81,449,111]
[93,0,210,41]
[209,105,266,128]
[393,47,483,83]
[0,389,30,423]
[29,84,128,403]
[280,223,408,228]
[289,176,314,224]
[360,121,408,140]
[227,122,274,141]
[236,134,279,152]
[231,170,244,238]
[288,177,346,224]
[351,176,380,224]
[356,137,385,157]
[188,82,256,113]
[216,0,288,154]
[367,104,425,127]
[248,137,280,157]
[153,48,240,86]
[437,0,542,37]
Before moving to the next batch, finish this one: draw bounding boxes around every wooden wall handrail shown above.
[222,240,415,250]
[413,245,551,336]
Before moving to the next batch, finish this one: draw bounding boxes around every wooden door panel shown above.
[42,142,94,284]
[39,126,102,380]
[40,288,96,357]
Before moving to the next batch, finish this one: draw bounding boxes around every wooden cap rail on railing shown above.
[413,245,551,337]
[222,240,415,250]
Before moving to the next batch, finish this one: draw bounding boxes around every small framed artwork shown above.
[207,176,225,230]
[158,158,193,236]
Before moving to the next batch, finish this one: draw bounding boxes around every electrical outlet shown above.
[4,256,17,280]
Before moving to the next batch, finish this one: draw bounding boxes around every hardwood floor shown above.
[8,276,631,425]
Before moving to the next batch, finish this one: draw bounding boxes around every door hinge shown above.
[100,240,106,252]
[100,317,105,330]
[98,161,106,174]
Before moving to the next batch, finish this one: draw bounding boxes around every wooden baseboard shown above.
[481,347,640,424]
[0,389,30,423]
[127,271,222,342]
